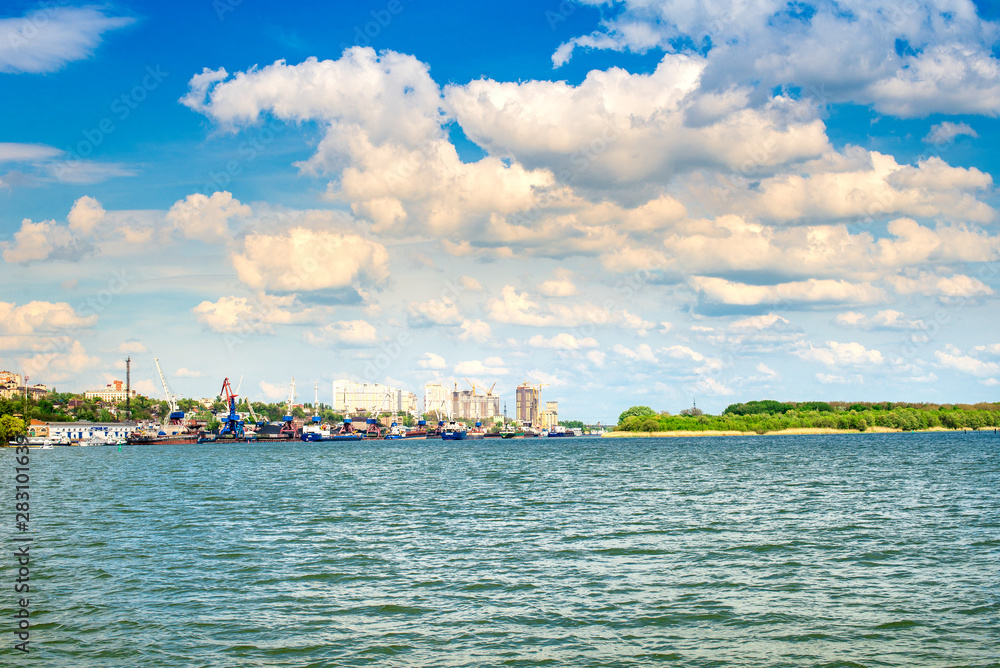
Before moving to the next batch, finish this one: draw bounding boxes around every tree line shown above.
[617,401,1000,433]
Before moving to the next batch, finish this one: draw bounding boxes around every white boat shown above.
[8,435,70,448]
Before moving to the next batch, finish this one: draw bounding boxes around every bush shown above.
[723,400,792,416]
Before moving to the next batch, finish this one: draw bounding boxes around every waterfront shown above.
[11,433,1000,666]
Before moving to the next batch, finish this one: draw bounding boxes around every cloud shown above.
[815,373,863,384]
[692,276,885,307]
[796,341,885,368]
[0,195,120,263]
[0,301,97,335]
[551,1,1000,118]
[0,143,62,162]
[18,340,100,383]
[755,363,779,380]
[487,285,650,329]
[67,196,106,234]
[259,380,290,401]
[527,333,598,350]
[167,191,251,242]
[887,272,993,299]
[117,341,148,354]
[736,151,994,225]
[458,319,492,343]
[192,293,328,333]
[612,343,657,363]
[174,368,204,378]
[408,296,463,327]
[418,352,447,370]
[729,313,789,331]
[231,224,388,293]
[537,271,578,297]
[661,344,723,373]
[586,350,607,368]
[834,310,927,330]
[0,7,133,74]
[447,53,828,189]
[1,217,76,263]
[924,122,978,146]
[303,320,378,347]
[934,348,1000,377]
[458,276,483,291]
[454,357,509,376]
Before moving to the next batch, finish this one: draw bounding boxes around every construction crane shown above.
[486,382,497,396]
[464,377,477,395]
[154,357,183,422]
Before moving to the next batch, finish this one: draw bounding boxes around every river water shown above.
[7,432,999,666]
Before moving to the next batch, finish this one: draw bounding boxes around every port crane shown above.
[279,377,297,437]
[218,377,245,439]
[154,357,184,423]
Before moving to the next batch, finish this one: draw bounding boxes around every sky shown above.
[2,0,1000,421]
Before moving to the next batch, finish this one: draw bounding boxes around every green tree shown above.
[618,405,656,425]
[1,414,26,443]
[723,400,792,416]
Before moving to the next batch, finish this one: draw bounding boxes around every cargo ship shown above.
[441,420,468,440]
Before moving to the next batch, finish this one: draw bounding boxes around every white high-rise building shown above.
[332,380,417,416]
[424,383,450,416]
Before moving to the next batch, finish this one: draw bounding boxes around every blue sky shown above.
[2,0,1000,421]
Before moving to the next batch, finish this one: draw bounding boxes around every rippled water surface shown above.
[8,432,1000,666]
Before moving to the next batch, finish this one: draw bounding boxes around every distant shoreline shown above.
[600,426,991,437]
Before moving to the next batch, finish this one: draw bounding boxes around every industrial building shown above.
[84,379,136,403]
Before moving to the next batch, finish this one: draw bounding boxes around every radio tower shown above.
[126,356,132,420]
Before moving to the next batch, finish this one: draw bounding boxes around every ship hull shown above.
[127,434,200,445]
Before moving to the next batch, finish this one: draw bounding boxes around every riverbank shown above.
[602,426,968,437]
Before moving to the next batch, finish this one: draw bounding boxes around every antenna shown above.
[125,355,131,420]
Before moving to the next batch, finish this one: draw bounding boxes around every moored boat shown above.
[442,420,468,440]
[467,421,486,440]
